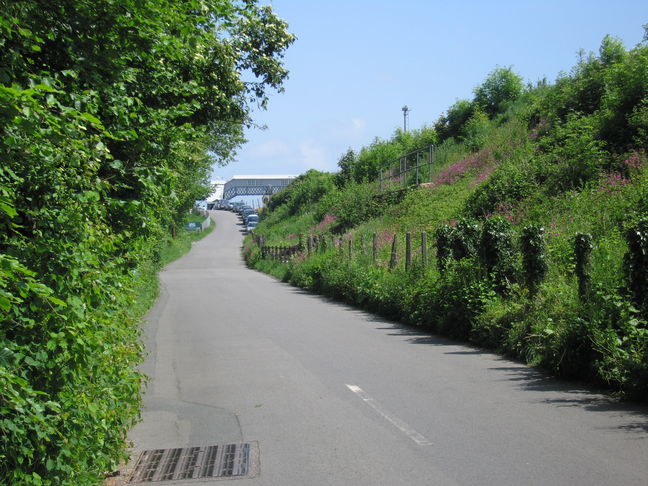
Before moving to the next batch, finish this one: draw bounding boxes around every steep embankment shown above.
[245,33,648,400]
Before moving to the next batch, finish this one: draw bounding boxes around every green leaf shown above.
[0,200,18,218]
[79,112,103,126]
[46,296,67,307]
[0,347,12,364]
[0,294,10,312]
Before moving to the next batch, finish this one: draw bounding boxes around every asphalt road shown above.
[126,209,648,485]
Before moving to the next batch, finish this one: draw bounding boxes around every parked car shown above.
[245,221,258,233]
[241,208,256,222]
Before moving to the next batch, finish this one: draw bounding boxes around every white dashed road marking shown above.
[346,384,433,446]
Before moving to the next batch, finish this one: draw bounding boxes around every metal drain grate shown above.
[127,442,258,483]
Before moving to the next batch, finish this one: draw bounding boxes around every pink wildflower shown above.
[377,229,395,250]
[432,159,470,186]
[624,152,642,169]
[313,213,337,232]
[599,172,630,193]
[472,165,495,186]
[429,148,494,187]
[492,202,524,225]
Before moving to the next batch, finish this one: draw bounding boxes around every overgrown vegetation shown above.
[0,1,293,484]
[246,29,648,400]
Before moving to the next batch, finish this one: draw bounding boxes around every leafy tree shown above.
[598,36,648,150]
[599,34,627,66]
[335,148,356,188]
[474,67,524,117]
[352,137,402,182]
[435,99,475,141]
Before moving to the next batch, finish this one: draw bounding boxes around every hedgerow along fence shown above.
[252,218,648,310]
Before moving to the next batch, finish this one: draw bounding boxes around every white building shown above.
[206,180,226,202]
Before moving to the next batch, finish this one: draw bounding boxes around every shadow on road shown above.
[263,279,648,434]
[365,315,648,435]
[488,365,648,435]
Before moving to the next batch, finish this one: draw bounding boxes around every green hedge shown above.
[0,1,293,484]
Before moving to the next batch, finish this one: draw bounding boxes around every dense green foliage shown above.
[247,30,648,400]
[520,225,548,296]
[0,1,293,484]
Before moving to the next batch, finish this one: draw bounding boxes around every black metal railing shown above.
[378,144,435,191]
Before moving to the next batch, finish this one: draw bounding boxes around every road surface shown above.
[125,209,648,485]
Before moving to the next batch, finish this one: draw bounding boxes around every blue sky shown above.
[212,0,647,182]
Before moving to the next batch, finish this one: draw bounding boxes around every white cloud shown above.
[233,117,368,176]
[313,117,367,143]
[298,140,334,172]
[250,139,291,157]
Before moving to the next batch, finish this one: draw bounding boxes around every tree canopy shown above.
[473,66,523,117]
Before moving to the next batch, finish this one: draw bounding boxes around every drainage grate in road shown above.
[127,442,258,483]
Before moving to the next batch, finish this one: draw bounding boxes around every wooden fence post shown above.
[389,234,398,270]
[421,231,428,267]
[405,232,411,271]
[372,233,378,265]
[348,235,353,259]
